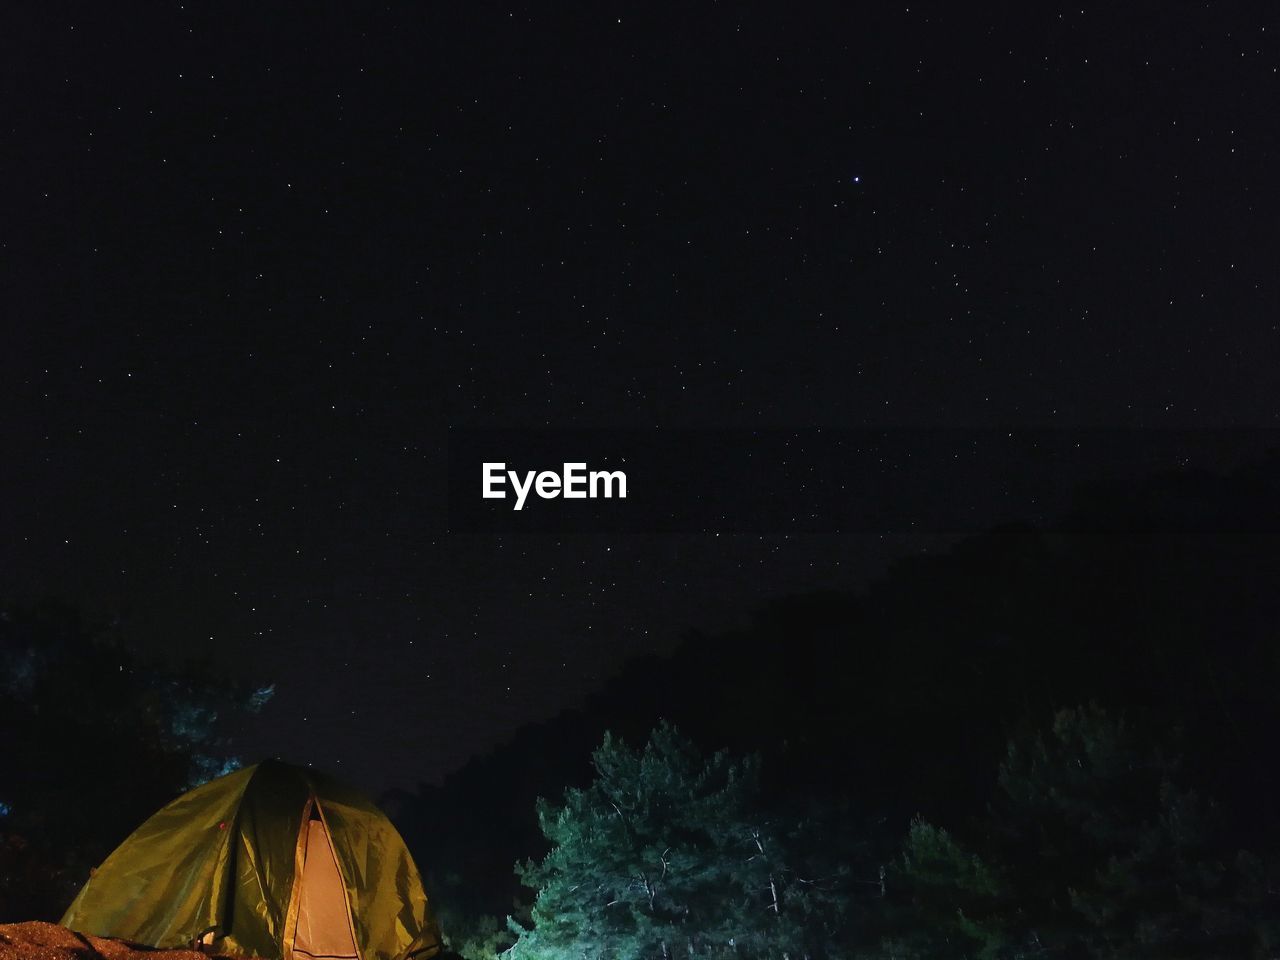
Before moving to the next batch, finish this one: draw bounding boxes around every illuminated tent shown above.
[61,760,441,960]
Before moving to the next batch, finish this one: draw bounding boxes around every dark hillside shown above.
[391,454,1280,922]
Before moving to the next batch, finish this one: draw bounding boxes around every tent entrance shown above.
[291,805,360,960]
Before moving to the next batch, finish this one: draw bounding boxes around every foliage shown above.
[873,706,1280,959]
[869,820,1010,960]
[445,912,521,960]
[507,723,852,960]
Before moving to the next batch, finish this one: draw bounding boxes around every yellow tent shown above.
[62,760,441,960]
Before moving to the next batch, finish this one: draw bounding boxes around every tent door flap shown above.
[291,806,361,960]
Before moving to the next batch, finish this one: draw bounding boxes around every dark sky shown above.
[4,4,1278,793]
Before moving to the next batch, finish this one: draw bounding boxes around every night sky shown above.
[4,4,1278,793]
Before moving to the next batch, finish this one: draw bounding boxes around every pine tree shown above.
[872,706,1280,959]
[507,723,852,960]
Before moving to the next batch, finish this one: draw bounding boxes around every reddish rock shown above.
[0,924,258,960]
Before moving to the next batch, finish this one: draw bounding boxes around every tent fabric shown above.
[294,819,359,960]
[61,761,441,960]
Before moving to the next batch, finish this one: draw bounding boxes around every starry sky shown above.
[4,3,1278,792]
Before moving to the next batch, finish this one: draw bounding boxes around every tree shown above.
[443,911,521,960]
[870,820,1011,960]
[873,706,1280,959]
[507,723,852,960]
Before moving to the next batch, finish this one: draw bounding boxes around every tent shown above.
[61,760,442,960]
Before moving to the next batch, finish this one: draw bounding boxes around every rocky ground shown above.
[0,924,255,960]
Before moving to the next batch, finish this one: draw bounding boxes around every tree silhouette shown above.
[0,602,271,920]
